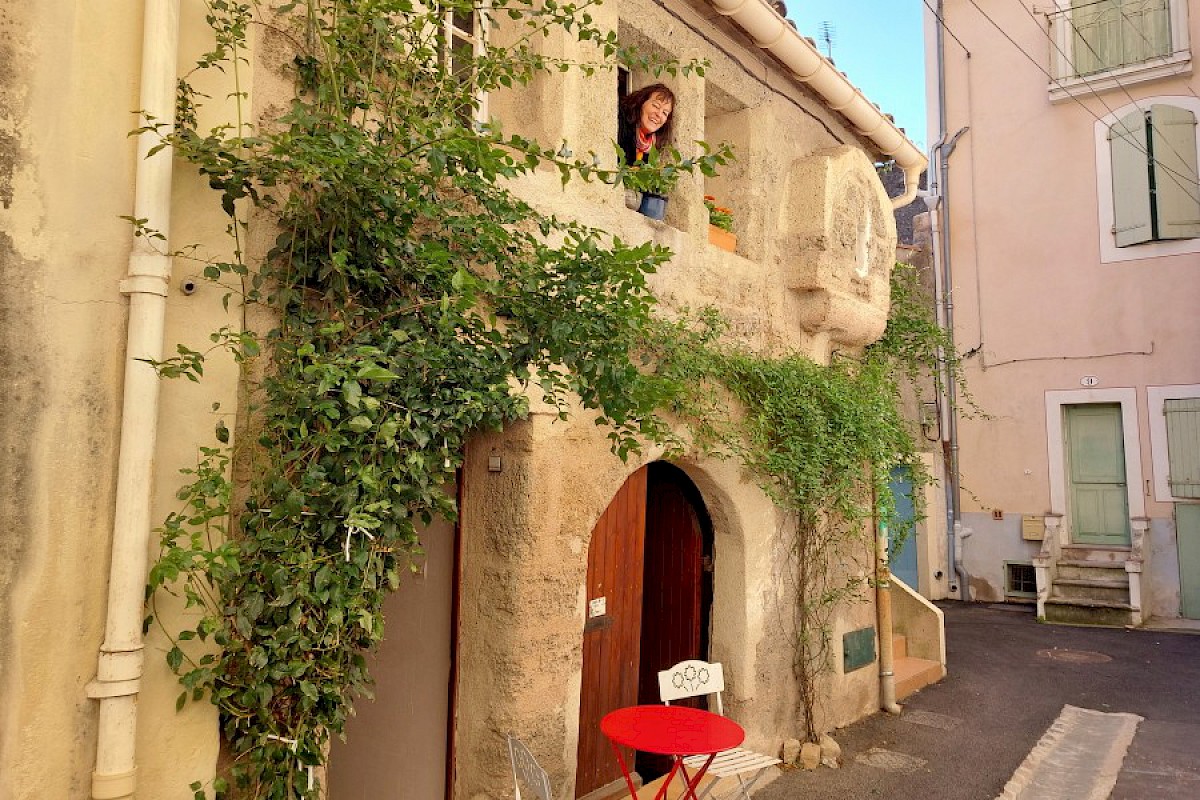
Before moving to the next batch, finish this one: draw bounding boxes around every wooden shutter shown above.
[1118,0,1172,64]
[1072,0,1118,75]
[1109,110,1154,246]
[1133,0,1173,62]
[1149,104,1200,240]
[1165,398,1200,499]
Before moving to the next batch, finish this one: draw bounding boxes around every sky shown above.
[790,2,928,152]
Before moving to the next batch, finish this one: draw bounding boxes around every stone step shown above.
[1044,598,1136,628]
[1060,546,1130,564]
[1052,577,1131,604]
[1056,560,1128,581]
[895,655,944,700]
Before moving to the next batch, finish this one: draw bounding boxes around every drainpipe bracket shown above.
[120,266,171,297]
[92,766,137,800]
[86,677,142,699]
[94,646,145,683]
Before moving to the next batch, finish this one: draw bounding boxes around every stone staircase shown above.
[1044,546,1138,627]
[893,633,944,700]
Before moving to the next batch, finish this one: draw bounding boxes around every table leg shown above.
[675,753,717,800]
[654,759,682,800]
[608,739,641,800]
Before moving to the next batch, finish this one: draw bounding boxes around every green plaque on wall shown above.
[843,626,877,673]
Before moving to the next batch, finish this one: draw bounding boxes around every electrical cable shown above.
[923,0,972,55]
[963,0,1198,199]
[1015,0,1200,192]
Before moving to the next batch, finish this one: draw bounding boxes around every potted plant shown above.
[621,149,680,221]
[705,195,736,252]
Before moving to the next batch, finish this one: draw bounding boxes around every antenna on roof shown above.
[818,21,836,60]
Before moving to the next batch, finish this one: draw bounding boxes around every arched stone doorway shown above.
[574,462,715,797]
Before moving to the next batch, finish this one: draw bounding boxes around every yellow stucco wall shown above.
[0,2,242,797]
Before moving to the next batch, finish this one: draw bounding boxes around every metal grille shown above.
[1006,562,1038,597]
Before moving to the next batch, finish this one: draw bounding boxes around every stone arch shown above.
[452,411,787,798]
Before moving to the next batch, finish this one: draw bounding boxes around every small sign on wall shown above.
[588,597,607,618]
[1080,375,1100,387]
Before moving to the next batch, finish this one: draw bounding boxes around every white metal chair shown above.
[508,734,553,800]
[657,660,781,800]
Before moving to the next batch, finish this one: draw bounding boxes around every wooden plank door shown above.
[575,467,648,798]
[635,465,706,780]
[1065,404,1131,546]
[887,466,920,589]
[1178,503,1200,620]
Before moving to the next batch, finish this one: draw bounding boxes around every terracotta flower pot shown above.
[708,224,736,252]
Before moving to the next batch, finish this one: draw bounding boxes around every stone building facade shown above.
[0,1,927,798]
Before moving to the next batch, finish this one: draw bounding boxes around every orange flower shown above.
[704,194,717,202]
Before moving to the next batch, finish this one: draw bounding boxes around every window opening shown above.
[441,2,489,125]
[1109,103,1200,246]
[1068,0,1172,77]
[618,67,631,103]
[1005,562,1038,598]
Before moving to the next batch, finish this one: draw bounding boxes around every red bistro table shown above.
[600,705,745,800]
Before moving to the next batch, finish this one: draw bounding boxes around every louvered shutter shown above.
[1133,0,1173,62]
[1165,399,1200,498]
[1149,104,1200,240]
[1109,110,1153,246]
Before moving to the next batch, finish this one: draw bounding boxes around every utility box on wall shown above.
[842,627,877,673]
[1021,515,1045,541]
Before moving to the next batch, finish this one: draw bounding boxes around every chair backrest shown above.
[657,659,726,715]
[508,734,552,800]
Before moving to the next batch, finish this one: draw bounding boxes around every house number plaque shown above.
[588,597,606,618]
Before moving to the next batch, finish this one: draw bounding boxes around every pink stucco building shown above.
[926,0,1200,625]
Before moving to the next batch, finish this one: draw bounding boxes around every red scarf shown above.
[635,127,655,161]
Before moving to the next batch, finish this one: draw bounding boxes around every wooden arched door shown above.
[574,463,713,797]
[575,467,648,797]
[635,463,711,780]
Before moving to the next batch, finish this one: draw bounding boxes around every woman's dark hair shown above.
[620,83,676,147]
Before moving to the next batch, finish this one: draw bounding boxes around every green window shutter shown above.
[1073,0,1119,74]
[1109,110,1153,246]
[1133,0,1173,62]
[1149,104,1200,240]
[1165,398,1200,499]
[1073,0,1171,74]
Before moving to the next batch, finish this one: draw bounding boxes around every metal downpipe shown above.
[87,2,180,798]
[932,0,970,602]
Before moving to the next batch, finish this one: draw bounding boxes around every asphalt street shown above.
[757,602,1200,800]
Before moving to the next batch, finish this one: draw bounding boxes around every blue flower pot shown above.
[637,192,668,221]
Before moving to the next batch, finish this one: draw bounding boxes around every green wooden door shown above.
[1065,404,1131,546]
[1178,504,1200,619]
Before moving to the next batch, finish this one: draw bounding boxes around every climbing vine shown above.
[643,262,960,741]
[143,1,725,797]
[140,1,960,796]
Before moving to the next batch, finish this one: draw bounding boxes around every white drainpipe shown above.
[704,0,927,207]
[86,2,180,798]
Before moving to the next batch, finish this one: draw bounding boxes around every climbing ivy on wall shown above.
[142,1,725,797]
[140,1,959,796]
[643,262,959,742]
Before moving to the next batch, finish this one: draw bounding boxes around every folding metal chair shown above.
[657,660,781,800]
[508,734,553,800]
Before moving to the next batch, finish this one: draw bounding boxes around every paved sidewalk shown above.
[756,603,1200,800]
